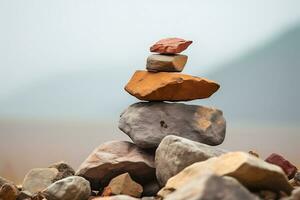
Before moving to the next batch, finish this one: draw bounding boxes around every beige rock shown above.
[158,152,293,198]
[76,141,155,190]
[125,70,220,101]
[102,173,142,198]
[22,168,59,194]
[146,54,187,72]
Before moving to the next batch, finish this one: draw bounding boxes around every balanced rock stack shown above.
[119,37,226,148]
[1,38,300,200]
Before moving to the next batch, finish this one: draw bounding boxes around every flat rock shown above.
[0,183,19,200]
[124,70,220,101]
[42,176,91,200]
[146,54,187,72]
[155,135,227,186]
[150,38,192,54]
[102,173,143,198]
[22,168,59,194]
[48,161,75,182]
[163,174,258,200]
[158,152,293,198]
[265,153,298,179]
[76,141,156,190]
[119,102,226,148]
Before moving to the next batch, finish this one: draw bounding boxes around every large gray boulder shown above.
[76,141,156,190]
[119,102,226,148]
[163,174,258,200]
[155,135,227,186]
[43,176,91,200]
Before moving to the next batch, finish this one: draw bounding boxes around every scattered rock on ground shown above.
[22,168,59,194]
[0,183,19,200]
[155,135,227,186]
[42,176,91,200]
[76,141,156,190]
[146,54,187,72]
[119,102,226,148]
[150,38,192,54]
[163,174,258,200]
[124,70,220,101]
[265,153,298,179]
[102,173,143,198]
[158,152,293,198]
[48,161,75,182]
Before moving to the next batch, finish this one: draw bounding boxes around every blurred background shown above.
[0,0,299,184]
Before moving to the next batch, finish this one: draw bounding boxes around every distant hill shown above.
[0,25,299,124]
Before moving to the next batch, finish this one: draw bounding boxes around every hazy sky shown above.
[1,0,300,98]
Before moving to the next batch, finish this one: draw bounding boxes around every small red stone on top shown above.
[150,38,193,54]
[265,153,298,179]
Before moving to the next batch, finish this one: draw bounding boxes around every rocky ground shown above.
[0,38,299,200]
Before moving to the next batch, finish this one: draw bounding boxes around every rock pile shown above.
[1,38,299,200]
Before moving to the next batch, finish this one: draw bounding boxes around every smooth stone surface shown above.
[124,70,220,101]
[43,176,91,200]
[102,173,143,198]
[155,135,227,186]
[0,183,19,200]
[119,102,226,148]
[89,195,139,200]
[76,141,156,190]
[163,174,258,200]
[48,161,75,182]
[265,153,298,179]
[146,54,187,72]
[158,152,293,198]
[150,38,192,54]
[22,168,59,194]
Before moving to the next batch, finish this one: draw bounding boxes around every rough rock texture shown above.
[17,191,33,200]
[119,102,226,148]
[150,38,192,54]
[124,70,220,101]
[0,183,19,200]
[158,152,293,198]
[146,54,188,72]
[102,173,143,198]
[265,153,297,179]
[22,168,59,194]
[48,161,75,182]
[76,141,156,190]
[43,176,91,200]
[155,135,227,186]
[163,174,258,200]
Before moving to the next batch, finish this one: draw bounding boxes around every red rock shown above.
[150,38,192,54]
[265,153,297,179]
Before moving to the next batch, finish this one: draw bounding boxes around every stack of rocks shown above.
[1,38,300,200]
[119,37,226,149]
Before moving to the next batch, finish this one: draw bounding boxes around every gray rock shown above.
[155,135,227,186]
[22,168,59,194]
[48,161,75,182]
[163,174,258,200]
[146,54,188,72]
[119,102,226,148]
[76,141,156,190]
[17,190,33,200]
[43,176,91,200]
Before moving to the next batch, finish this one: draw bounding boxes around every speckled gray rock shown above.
[155,135,227,186]
[163,174,258,200]
[76,141,156,190]
[48,161,75,182]
[146,54,188,72]
[119,102,226,148]
[42,176,91,200]
[22,168,59,194]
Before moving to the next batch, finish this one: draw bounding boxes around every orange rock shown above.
[125,71,220,101]
[150,38,192,54]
